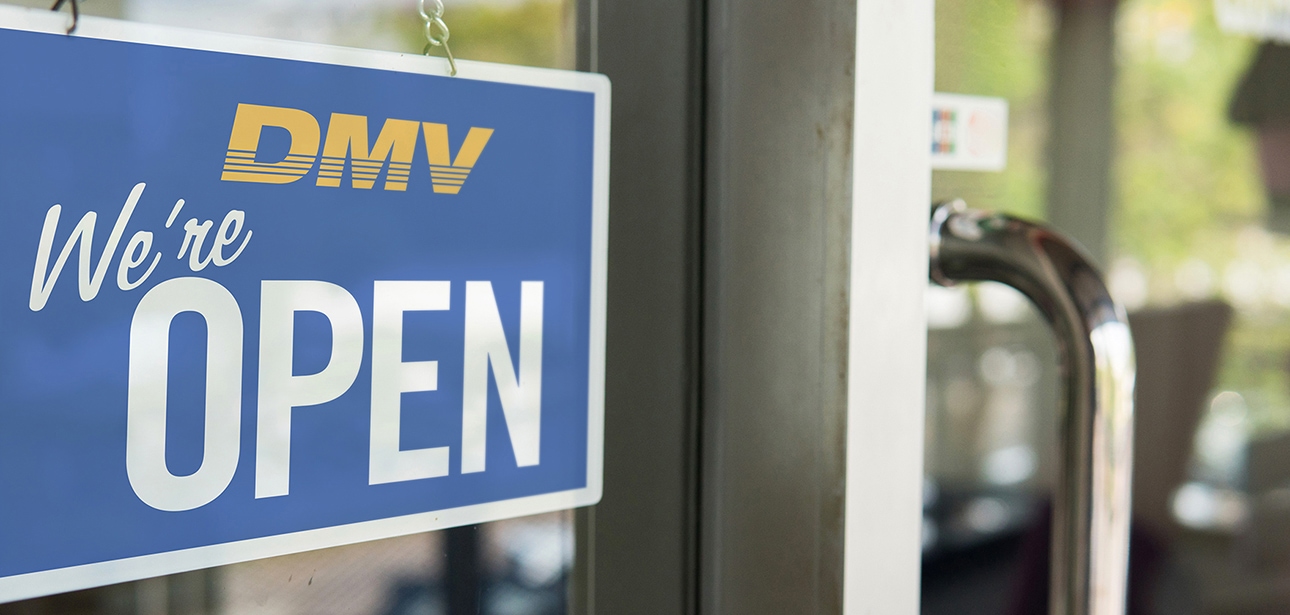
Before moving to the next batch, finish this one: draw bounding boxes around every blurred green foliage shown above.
[934,0,1290,432]
[1115,0,1262,276]
[932,0,1051,220]
[1117,0,1290,431]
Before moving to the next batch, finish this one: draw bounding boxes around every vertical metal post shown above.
[1047,0,1119,265]
[930,201,1136,615]
[701,0,856,612]
[445,525,482,615]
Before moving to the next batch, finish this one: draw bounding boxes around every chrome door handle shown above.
[928,200,1136,615]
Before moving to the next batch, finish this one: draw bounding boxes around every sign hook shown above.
[49,0,79,34]
[418,0,457,77]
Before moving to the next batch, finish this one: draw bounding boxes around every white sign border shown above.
[0,4,609,604]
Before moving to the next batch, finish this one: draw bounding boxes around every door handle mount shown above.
[929,200,1136,615]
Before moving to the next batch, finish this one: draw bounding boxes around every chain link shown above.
[418,0,457,76]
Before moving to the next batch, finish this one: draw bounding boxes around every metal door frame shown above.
[573,0,706,613]
[576,1,933,613]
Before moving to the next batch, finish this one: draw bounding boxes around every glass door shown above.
[924,0,1290,613]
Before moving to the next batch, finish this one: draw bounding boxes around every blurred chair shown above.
[1129,300,1233,539]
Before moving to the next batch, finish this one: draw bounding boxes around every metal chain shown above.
[418,0,457,77]
[50,0,80,35]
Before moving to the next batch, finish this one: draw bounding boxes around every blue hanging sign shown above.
[0,6,608,602]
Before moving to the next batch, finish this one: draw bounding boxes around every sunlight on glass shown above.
[1108,257,1150,310]
[975,281,1031,324]
[927,284,972,329]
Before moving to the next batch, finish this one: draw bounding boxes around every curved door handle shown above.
[928,200,1136,615]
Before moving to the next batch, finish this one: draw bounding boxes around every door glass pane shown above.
[0,2,579,614]
[923,2,1055,611]
[927,0,1290,613]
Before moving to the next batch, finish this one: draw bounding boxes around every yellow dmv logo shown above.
[220,103,494,195]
